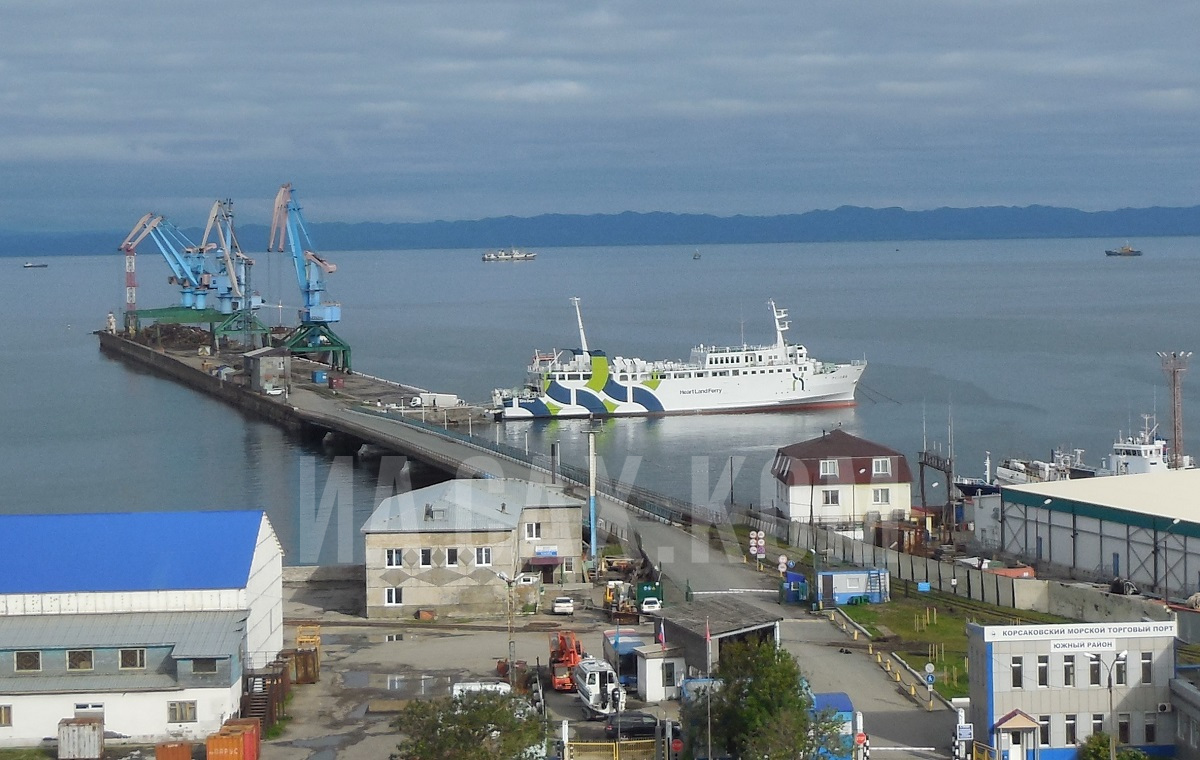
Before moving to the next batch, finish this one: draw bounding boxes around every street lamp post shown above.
[1091,650,1128,760]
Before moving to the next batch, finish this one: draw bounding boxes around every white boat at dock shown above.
[482,247,537,262]
[964,414,1190,493]
[493,297,865,419]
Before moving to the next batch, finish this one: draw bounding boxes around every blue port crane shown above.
[120,213,214,310]
[199,199,263,316]
[268,183,351,371]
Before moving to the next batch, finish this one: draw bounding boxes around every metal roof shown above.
[773,429,913,486]
[1003,469,1200,534]
[362,478,583,534]
[0,672,183,696]
[0,511,266,594]
[659,597,783,638]
[0,610,248,657]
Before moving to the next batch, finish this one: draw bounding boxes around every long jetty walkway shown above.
[96,330,773,597]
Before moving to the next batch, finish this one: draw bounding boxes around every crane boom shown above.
[269,183,340,325]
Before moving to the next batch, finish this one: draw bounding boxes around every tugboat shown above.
[1105,243,1142,257]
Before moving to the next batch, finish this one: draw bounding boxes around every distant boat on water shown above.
[22,261,48,269]
[1105,242,1142,257]
[483,247,536,262]
[693,249,701,260]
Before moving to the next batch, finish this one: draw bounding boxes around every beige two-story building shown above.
[361,478,584,618]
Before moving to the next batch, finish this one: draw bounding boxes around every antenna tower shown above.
[1158,351,1192,469]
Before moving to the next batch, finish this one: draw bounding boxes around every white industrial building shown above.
[0,511,283,747]
[967,621,1177,760]
[975,469,1200,600]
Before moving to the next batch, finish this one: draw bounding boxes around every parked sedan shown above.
[639,597,661,613]
[551,596,575,615]
[603,711,659,740]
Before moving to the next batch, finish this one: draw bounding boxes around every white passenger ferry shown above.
[493,297,865,418]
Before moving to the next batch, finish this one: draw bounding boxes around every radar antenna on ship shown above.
[769,298,790,346]
[570,296,589,353]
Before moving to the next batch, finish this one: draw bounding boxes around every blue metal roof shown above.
[0,511,265,594]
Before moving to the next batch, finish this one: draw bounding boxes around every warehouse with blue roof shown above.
[0,510,283,747]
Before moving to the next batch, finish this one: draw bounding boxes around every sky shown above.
[3,1,1199,232]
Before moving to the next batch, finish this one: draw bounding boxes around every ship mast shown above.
[769,299,789,347]
[571,296,589,353]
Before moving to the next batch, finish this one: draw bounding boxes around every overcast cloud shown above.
[3,1,1198,230]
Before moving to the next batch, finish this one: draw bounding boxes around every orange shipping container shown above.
[220,725,258,760]
[206,731,244,760]
[154,741,192,760]
[224,717,262,752]
[223,719,261,760]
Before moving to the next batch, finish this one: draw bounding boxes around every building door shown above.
[1009,731,1023,760]
[821,573,834,605]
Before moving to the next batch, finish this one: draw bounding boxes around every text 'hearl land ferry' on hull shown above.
[492,297,866,419]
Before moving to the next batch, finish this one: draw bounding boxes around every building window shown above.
[386,586,403,606]
[420,548,432,568]
[563,556,575,573]
[1090,658,1101,685]
[475,547,492,566]
[385,548,403,567]
[67,650,93,671]
[1093,714,1104,736]
[1037,655,1049,687]
[446,548,458,567]
[119,649,146,670]
[0,705,10,727]
[872,457,891,476]
[663,661,676,686]
[1065,714,1077,745]
[168,701,197,723]
[192,658,218,674]
[1115,659,1127,685]
[1010,657,1023,688]
[1063,655,1075,686]
[1038,715,1050,746]
[1141,652,1152,684]
[820,459,839,477]
[872,488,890,505]
[14,651,41,672]
[1118,714,1130,744]
[525,523,542,540]
[822,489,840,506]
[1145,715,1158,744]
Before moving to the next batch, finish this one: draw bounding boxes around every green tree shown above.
[680,639,844,760]
[392,691,545,760]
[1079,732,1149,760]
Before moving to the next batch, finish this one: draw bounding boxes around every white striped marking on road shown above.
[869,747,937,752]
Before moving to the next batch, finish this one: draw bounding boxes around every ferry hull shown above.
[501,364,865,419]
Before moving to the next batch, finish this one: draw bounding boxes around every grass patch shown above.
[840,584,1074,700]
[0,750,54,760]
[264,714,293,740]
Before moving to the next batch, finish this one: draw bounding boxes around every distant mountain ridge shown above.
[5,204,1200,256]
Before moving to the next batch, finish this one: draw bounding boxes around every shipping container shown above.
[418,392,458,408]
[206,731,244,760]
[220,725,258,760]
[294,647,320,684]
[224,717,262,756]
[154,741,193,760]
[58,717,105,760]
[311,370,328,384]
[328,376,345,390]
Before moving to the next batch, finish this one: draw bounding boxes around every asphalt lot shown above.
[262,580,956,760]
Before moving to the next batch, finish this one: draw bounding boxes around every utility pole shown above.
[1158,351,1191,468]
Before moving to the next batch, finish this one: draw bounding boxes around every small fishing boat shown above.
[1105,243,1142,257]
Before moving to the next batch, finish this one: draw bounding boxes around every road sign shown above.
[777,562,787,572]
[778,554,787,564]
[956,724,974,742]
[924,663,935,674]
[671,738,684,752]
[925,673,936,685]
[855,733,867,746]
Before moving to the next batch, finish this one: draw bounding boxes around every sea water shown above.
[2,237,1197,564]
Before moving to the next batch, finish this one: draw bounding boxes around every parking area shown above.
[263,583,679,759]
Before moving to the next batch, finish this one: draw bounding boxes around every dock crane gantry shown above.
[268,183,351,371]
